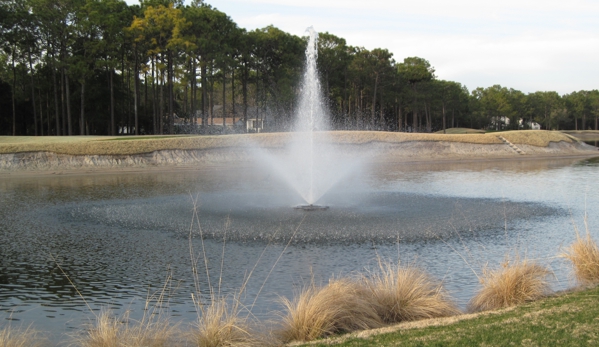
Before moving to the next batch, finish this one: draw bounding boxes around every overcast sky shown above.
[129,0,599,94]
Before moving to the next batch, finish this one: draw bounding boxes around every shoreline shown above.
[0,130,597,177]
[1,150,597,179]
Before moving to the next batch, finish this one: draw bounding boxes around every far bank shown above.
[0,130,597,174]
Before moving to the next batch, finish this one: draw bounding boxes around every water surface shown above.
[1,156,598,344]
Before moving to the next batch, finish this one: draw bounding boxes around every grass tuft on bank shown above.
[468,259,551,312]
[362,263,460,323]
[0,325,46,347]
[277,278,384,343]
[297,285,599,347]
[562,225,599,285]
[77,310,178,347]
[188,296,255,347]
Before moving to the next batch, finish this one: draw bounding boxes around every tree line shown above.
[1,0,598,136]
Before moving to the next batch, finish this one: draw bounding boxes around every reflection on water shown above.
[1,157,599,344]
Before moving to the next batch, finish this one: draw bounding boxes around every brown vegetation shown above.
[77,310,178,347]
[277,278,383,343]
[188,296,254,347]
[0,325,45,347]
[561,226,599,285]
[468,259,551,312]
[362,263,460,323]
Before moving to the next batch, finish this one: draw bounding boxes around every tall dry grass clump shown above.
[468,259,551,312]
[362,263,460,323]
[0,325,45,347]
[188,295,254,347]
[561,226,599,285]
[277,278,383,343]
[77,310,178,347]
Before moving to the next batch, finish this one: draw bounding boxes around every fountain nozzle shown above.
[294,204,329,211]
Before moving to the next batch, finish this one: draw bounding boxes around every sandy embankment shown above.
[0,130,597,175]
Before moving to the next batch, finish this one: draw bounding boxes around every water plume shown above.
[250,26,369,206]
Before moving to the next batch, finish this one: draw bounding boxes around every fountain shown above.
[253,27,365,210]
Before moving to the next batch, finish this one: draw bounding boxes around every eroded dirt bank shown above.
[0,138,596,174]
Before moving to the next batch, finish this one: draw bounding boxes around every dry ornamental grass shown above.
[561,226,599,285]
[277,278,383,343]
[0,325,45,347]
[188,296,254,347]
[78,310,178,347]
[362,263,460,324]
[468,259,551,312]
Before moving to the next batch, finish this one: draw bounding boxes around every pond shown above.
[1,155,599,344]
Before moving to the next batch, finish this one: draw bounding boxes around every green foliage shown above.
[1,0,597,135]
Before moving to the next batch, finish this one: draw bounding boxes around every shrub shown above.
[188,296,254,347]
[468,259,551,312]
[362,262,460,323]
[561,227,599,285]
[277,278,383,343]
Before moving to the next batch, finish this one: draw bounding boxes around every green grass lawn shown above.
[298,286,599,346]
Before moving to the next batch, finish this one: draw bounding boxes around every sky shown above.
[128,0,599,95]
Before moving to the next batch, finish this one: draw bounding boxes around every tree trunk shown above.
[231,69,235,125]
[159,64,164,134]
[451,109,455,129]
[61,69,66,135]
[201,62,207,129]
[412,86,418,133]
[397,102,402,132]
[28,50,38,136]
[134,47,139,135]
[39,88,44,136]
[65,71,72,135]
[152,56,157,134]
[52,66,60,135]
[424,102,431,133]
[80,81,85,135]
[242,62,248,131]
[110,69,115,135]
[144,71,148,135]
[209,66,214,126]
[191,58,196,126]
[379,86,384,128]
[442,102,446,134]
[222,68,226,128]
[371,73,378,126]
[168,51,174,134]
[11,52,16,136]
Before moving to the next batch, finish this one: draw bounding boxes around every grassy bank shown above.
[0,130,574,156]
[296,285,599,347]
[562,130,599,141]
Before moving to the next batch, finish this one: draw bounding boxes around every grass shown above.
[0,130,576,156]
[361,262,460,324]
[0,325,46,347]
[277,278,384,343]
[561,224,599,285]
[562,130,599,141]
[188,295,255,347]
[434,128,485,134]
[77,310,178,347]
[468,259,551,312]
[296,284,599,347]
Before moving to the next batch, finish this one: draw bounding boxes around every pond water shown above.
[1,156,599,344]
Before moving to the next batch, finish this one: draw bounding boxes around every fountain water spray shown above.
[251,27,367,209]
[293,26,327,207]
